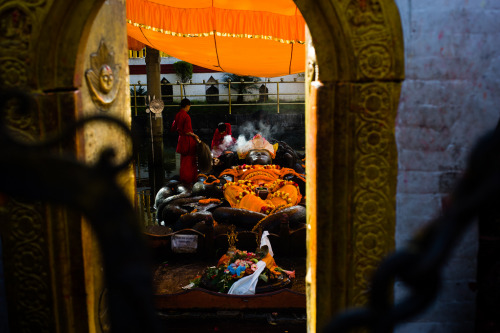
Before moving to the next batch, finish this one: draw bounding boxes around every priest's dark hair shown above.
[218,122,226,132]
[180,98,191,109]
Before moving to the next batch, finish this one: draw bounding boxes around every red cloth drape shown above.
[171,109,197,155]
[211,123,234,149]
[179,154,198,184]
[171,109,198,183]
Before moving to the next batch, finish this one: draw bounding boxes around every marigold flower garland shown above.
[267,179,300,192]
[269,203,291,215]
[268,190,293,204]
[251,204,288,232]
[181,208,198,217]
[203,175,221,185]
[198,198,221,205]
[260,203,275,214]
[235,164,281,170]
[224,178,301,207]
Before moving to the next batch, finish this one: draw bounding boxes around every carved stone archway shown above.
[295,0,404,331]
[0,0,404,332]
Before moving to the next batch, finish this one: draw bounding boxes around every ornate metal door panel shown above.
[0,1,133,332]
[79,2,133,332]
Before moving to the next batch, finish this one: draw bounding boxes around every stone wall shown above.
[394,0,500,331]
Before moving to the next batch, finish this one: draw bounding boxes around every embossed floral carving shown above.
[0,59,27,87]
[4,200,51,331]
[356,122,391,154]
[354,257,378,288]
[354,191,387,224]
[14,243,45,274]
[11,208,41,238]
[3,92,38,142]
[355,155,389,189]
[358,44,391,79]
[358,84,390,121]
[356,224,389,258]
[0,8,33,52]
[85,40,121,107]
[346,0,384,33]
[351,80,396,310]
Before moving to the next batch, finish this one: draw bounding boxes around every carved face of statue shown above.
[99,64,114,93]
[246,149,272,165]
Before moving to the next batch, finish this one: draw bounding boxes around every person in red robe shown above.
[171,98,200,184]
[211,122,236,157]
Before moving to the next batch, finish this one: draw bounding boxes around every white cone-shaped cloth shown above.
[228,230,274,295]
[228,261,266,295]
[260,230,274,257]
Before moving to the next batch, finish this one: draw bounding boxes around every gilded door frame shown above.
[1,0,132,332]
[295,0,404,331]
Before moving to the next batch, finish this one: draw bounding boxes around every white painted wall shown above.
[129,57,305,103]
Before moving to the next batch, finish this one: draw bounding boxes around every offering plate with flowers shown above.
[192,248,294,294]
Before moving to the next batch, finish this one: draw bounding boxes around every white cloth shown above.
[227,261,266,295]
[260,231,274,257]
[182,282,195,290]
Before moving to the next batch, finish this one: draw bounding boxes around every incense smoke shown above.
[234,120,284,152]
[211,135,236,157]
[210,119,284,158]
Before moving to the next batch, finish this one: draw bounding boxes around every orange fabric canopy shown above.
[126,0,305,77]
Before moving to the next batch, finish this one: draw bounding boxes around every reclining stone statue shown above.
[154,134,306,237]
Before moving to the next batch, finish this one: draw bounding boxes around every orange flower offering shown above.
[198,198,221,205]
[220,164,303,214]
